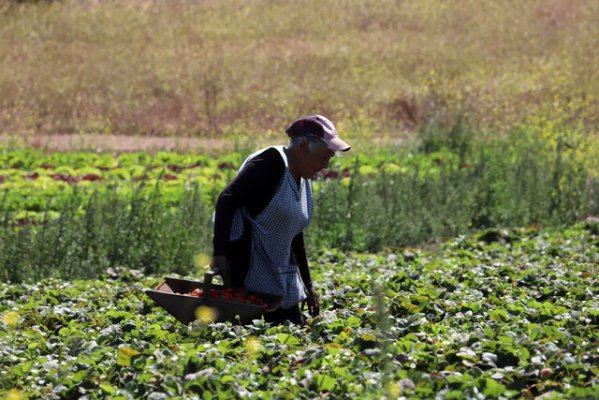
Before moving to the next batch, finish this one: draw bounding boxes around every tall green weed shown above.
[309,127,594,251]
[0,183,212,282]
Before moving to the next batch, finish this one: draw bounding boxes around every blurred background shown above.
[1,0,597,149]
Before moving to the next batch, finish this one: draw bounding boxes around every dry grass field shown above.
[0,0,598,146]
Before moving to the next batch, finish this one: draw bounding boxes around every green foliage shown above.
[0,183,213,282]
[0,128,596,282]
[310,128,595,251]
[0,224,597,398]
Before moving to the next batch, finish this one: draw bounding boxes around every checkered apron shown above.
[230,146,313,309]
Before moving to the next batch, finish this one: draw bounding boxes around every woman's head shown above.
[288,135,335,180]
[286,115,349,179]
[285,115,351,152]
[289,134,329,152]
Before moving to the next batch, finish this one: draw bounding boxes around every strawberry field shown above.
[1,132,598,399]
[2,1,598,398]
[1,222,597,399]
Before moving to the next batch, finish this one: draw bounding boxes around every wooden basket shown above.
[145,271,282,325]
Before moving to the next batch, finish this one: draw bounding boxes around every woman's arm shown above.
[292,232,312,288]
[292,232,320,316]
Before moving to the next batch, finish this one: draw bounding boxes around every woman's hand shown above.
[304,286,320,317]
[211,256,231,287]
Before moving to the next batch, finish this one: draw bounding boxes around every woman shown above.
[211,115,351,325]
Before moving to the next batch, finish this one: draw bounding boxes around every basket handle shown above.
[202,268,217,301]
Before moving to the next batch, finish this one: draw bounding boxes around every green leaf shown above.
[445,390,466,399]
[221,375,234,383]
[447,373,472,384]
[277,333,301,345]
[72,370,87,383]
[99,383,117,395]
[359,333,377,342]
[325,343,343,354]
[315,373,337,392]
[484,378,507,398]
[117,346,140,366]
[527,324,541,340]
[217,340,232,353]
[58,327,71,336]
[13,360,34,377]
[27,342,40,350]
[333,367,351,378]
[106,309,133,322]
[489,308,508,322]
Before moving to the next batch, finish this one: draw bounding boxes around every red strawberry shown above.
[246,295,257,304]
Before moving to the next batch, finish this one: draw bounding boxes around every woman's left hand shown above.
[304,286,320,317]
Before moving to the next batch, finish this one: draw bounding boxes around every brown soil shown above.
[0,134,407,154]
[0,134,232,154]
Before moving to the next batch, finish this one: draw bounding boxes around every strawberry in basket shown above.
[189,287,267,308]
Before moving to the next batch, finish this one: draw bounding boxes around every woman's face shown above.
[301,146,335,179]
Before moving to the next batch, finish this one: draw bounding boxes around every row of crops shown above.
[0,145,464,218]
